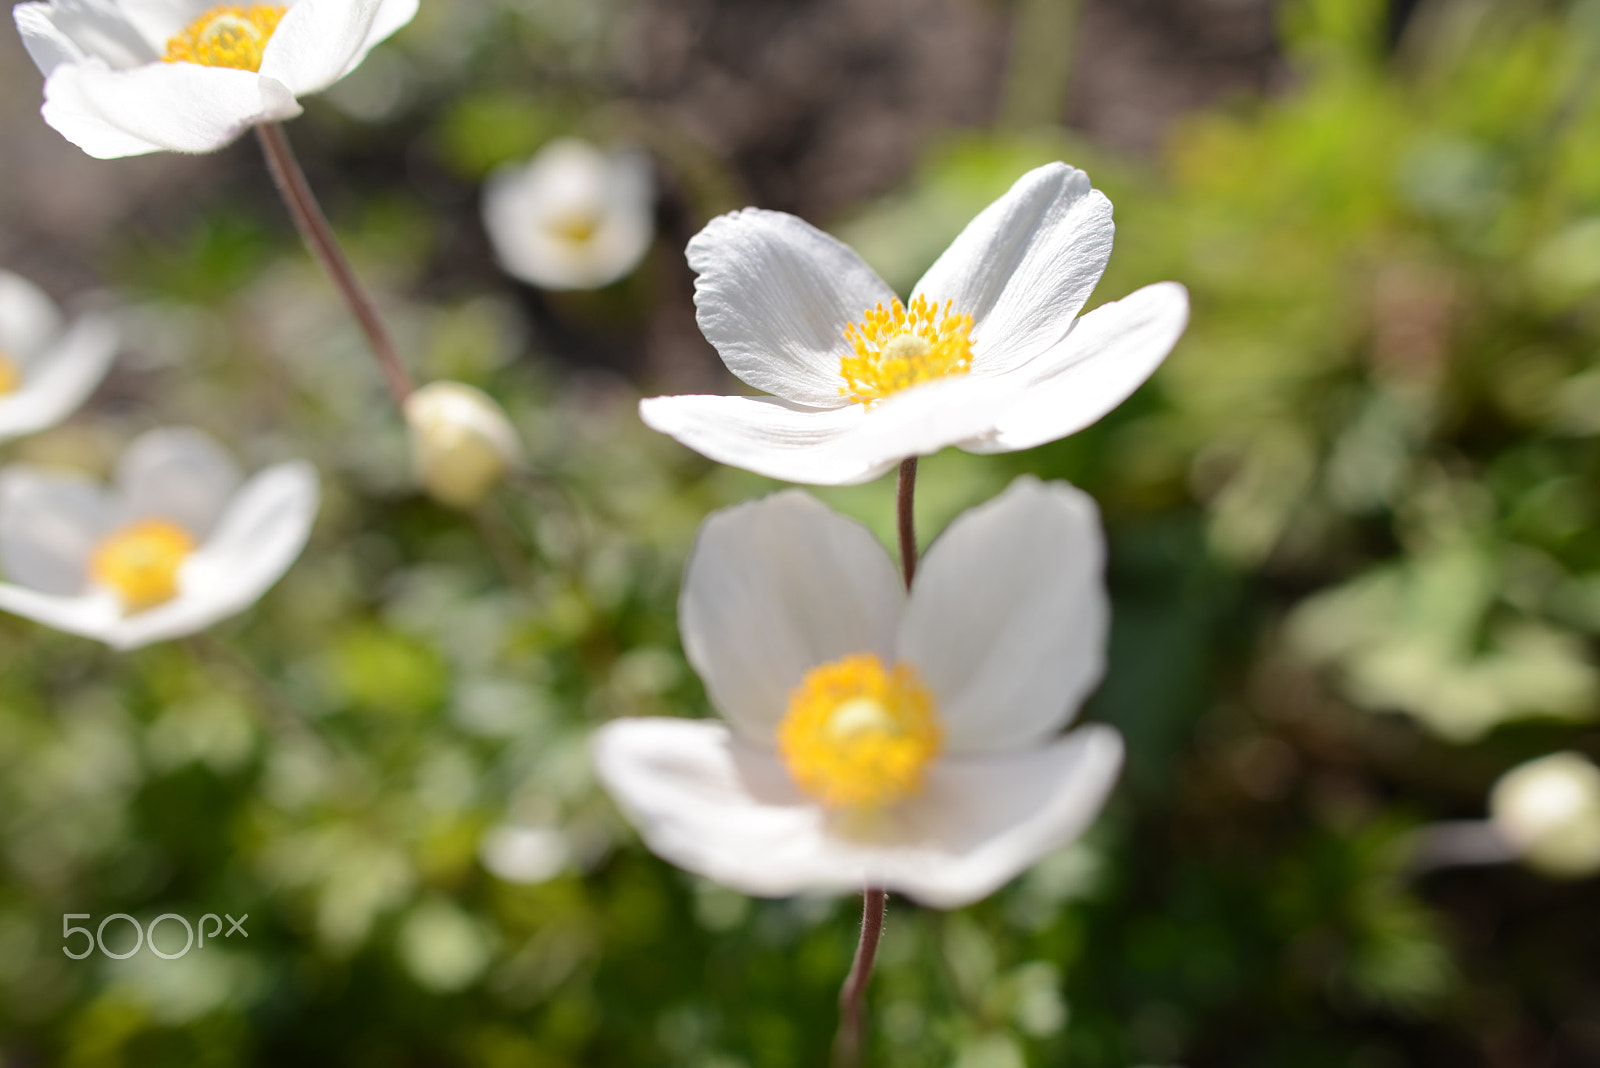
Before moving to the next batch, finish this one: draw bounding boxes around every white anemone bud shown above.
[1489,751,1600,879]
[403,381,522,509]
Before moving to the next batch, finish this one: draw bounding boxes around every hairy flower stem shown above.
[255,122,413,407]
[832,457,919,1067]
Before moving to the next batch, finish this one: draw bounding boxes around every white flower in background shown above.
[0,270,119,443]
[13,0,418,158]
[0,427,318,649]
[594,477,1123,907]
[639,162,1190,485]
[402,380,522,509]
[482,138,654,291]
[1490,752,1600,879]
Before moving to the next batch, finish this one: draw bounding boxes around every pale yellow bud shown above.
[1489,751,1600,879]
[403,381,522,509]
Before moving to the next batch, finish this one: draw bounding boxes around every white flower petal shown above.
[360,0,418,52]
[259,0,383,97]
[639,394,890,485]
[0,468,111,594]
[680,490,903,743]
[15,0,156,74]
[878,725,1123,908]
[115,0,220,53]
[912,163,1114,378]
[640,375,1020,487]
[594,718,1123,909]
[0,313,119,443]
[688,209,895,407]
[900,477,1108,753]
[972,282,1190,454]
[104,460,318,649]
[0,270,64,363]
[113,426,243,538]
[0,583,121,641]
[41,61,300,158]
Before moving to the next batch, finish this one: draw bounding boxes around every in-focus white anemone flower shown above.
[1490,751,1600,879]
[482,138,654,291]
[594,477,1123,908]
[403,380,522,509]
[13,0,418,158]
[0,426,318,649]
[0,270,119,443]
[639,162,1189,485]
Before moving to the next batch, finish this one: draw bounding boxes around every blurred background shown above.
[4,0,1600,1064]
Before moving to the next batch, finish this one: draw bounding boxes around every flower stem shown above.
[832,458,920,1067]
[896,457,918,589]
[254,122,413,407]
[833,887,887,1068]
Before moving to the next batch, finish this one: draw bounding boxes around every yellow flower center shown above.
[546,209,603,245]
[777,653,943,810]
[90,519,197,612]
[0,352,20,396]
[164,4,286,71]
[839,295,975,407]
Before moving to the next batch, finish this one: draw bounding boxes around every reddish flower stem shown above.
[255,121,413,407]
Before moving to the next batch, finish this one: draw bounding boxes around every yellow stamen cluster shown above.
[777,653,943,810]
[545,209,603,245]
[90,519,196,612]
[164,4,286,71]
[0,353,19,396]
[839,295,975,407]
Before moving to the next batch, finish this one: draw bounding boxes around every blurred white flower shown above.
[402,380,522,509]
[478,823,571,884]
[482,138,654,290]
[13,0,418,158]
[0,270,118,443]
[639,162,1189,485]
[1490,751,1600,879]
[594,477,1123,908]
[0,426,317,649]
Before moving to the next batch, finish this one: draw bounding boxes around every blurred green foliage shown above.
[4,0,1600,1065]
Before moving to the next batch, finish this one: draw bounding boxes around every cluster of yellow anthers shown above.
[90,519,196,612]
[777,653,944,810]
[839,295,975,407]
[164,4,286,72]
[0,352,18,396]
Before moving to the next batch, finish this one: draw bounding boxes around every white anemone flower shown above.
[403,380,523,509]
[639,162,1190,485]
[0,270,119,443]
[594,477,1124,908]
[1490,752,1600,879]
[13,0,418,159]
[481,138,654,291]
[0,426,318,649]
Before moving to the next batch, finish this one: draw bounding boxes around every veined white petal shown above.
[0,582,121,641]
[594,718,1123,909]
[880,725,1123,908]
[41,61,300,158]
[0,314,119,443]
[639,394,890,486]
[639,375,1019,487]
[900,477,1108,753]
[0,468,111,594]
[113,426,243,538]
[688,209,894,407]
[970,282,1190,454]
[15,0,156,74]
[680,490,903,743]
[912,163,1114,379]
[0,270,65,364]
[105,460,318,649]
[259,0,383,97]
